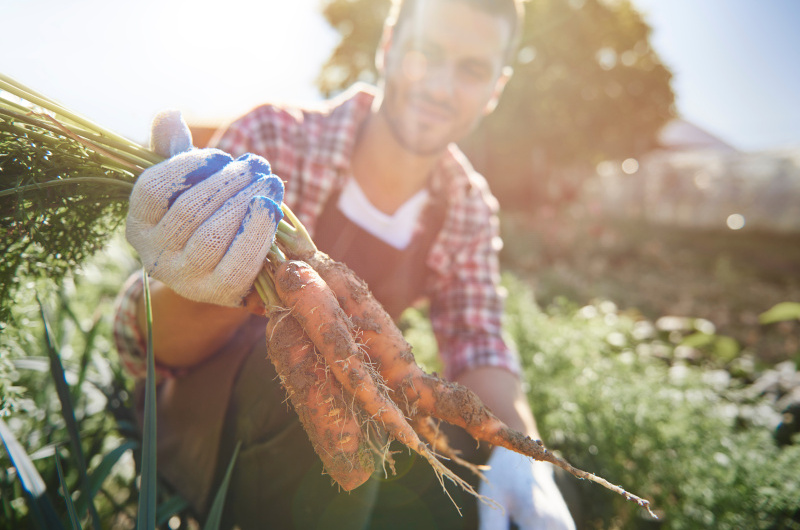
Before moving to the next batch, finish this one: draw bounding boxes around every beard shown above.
[378,81,461,157]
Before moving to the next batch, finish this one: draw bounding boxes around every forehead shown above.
[392,1,512,63]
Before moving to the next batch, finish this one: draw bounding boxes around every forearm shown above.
[135,279,253,368]
[454,366,540,440]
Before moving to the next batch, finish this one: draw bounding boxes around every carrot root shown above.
[271,209,656,516]
[266,309,374,491]
[298,249,657,517]
[270,258,499,512]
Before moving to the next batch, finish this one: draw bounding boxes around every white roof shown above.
[658,119,739,153]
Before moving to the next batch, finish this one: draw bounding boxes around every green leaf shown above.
[137,271,157,530]
[714,336,740,363]
[73,439,139,517]
[680,332,716,349]
[0,418,65,530]
[759,302,800,325]
[156,496,191,527]
[38,297,102,530]
[204,442,241,530]
[55,449,81,530]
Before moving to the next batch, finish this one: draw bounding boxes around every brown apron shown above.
[139,186,450,527]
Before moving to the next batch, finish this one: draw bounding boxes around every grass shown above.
[0,235,239,529]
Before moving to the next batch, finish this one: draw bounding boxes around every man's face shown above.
[378,1,512,157]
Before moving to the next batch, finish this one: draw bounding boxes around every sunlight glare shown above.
[596,47,618,70]
[621,158,639,174]
[726,213,745,230]
[596,160,617,178]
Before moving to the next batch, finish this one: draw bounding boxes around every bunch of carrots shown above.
[0,73,655,518]
[253,205,656,517]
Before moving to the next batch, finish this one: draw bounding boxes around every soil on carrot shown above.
[266,311,374,490]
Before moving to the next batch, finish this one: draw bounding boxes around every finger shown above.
[151,157,280,251]
[213,195,284,301]
[181,177,283,276]
[128,149,232,226]
[149,109,193,157]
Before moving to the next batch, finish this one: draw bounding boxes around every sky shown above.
[630,0,800,151]
[2,0,799,152]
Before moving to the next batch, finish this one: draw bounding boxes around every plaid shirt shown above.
[114,83,519,380]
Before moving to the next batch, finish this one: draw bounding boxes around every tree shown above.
[317,0,675,209]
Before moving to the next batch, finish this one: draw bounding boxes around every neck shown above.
[350,107,443,215]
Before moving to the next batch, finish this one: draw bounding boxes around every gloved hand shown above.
[126,110,284,307]
[478,447,576,530]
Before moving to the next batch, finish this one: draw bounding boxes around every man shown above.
[116,0,575,528]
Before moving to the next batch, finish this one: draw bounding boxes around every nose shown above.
[419,60,456,101]
[401,51,456,100]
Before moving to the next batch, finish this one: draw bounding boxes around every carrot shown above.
[265,310,374,491]
[301,250,656,517]
[273,205,656,516]
[409,414,488,480]
[270,257,493,512]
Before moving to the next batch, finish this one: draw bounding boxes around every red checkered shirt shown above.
[113,83,520,380]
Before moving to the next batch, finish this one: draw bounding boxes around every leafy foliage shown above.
[0,111,135,326]
[404,275,800,528]
[507,278,800,529]
[0,237,195,529]
[0,74,158,327]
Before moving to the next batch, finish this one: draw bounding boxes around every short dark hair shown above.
[386,0,525,65]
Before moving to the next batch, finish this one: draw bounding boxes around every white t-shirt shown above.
[336,177,430,250]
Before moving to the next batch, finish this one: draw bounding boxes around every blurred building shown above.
[586,119,800,232]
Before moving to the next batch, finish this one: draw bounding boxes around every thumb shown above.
[149,109,193,157]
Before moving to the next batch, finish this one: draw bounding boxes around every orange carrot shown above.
[303,251,656,517]
[266,310,374,491]
[270,257,492,511]
[274,206,655,516]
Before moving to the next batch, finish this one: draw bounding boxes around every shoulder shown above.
[427,146,503,273]
[216,84,375,160]
[441,146,501,231]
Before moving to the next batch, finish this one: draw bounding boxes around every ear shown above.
[484,66,513,115]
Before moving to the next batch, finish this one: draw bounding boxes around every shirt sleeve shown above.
[112,272,187,381]
[427,187,521,381]
[212,116,253,157]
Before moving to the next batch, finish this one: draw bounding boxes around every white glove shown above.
[478,447,576,530]
[126,110,284,307]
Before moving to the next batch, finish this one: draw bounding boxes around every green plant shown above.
[503,276,800,529]
[0,74,240,529]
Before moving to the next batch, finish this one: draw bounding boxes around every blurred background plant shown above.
[0,236,198,529]
[403,276,800,529]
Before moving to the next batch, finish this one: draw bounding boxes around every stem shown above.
[275,204,317,259]
[255,269,280,308]
[0,73,161,165]
[0,106,159,170]
[0,177,134,199]
[0,123,141,182]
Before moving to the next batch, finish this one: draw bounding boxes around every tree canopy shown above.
[317,0,675,208]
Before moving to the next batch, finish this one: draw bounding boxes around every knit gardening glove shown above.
[126,110,284,307]
[478,447,576,530]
